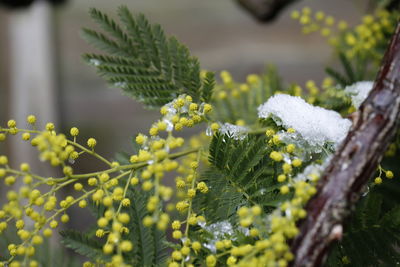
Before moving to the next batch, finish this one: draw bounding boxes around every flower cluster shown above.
[292,7,399,62]
[0,105,212,267]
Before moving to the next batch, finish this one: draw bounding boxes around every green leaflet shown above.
[82,6,214,108]
[325,192,400,266]
[61,188,168,266]
[60,230,108,261]
[124,189,169,267]
[197,133,289,219]
[192,167,245,224]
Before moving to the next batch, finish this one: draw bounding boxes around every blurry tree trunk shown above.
[8,0,59,170]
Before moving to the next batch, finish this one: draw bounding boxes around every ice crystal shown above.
[89,58,101,66]
[219,123,249,140]
[202,221,234,253]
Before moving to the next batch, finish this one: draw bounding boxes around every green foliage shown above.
[201,71,216,103]
[82,6,213,108]
[193,167,245,224]
[60,230,108,261]
[124,189,169,266]
[194,133,289,224]
[326,190,400,266]
[61,188,168,266]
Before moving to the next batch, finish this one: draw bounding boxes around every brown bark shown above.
[236,0,298,22]
[290,21,400,266]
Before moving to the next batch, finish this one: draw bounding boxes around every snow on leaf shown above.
[219,123,249,140]
[258,94,351,147]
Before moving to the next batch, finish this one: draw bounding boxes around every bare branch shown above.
[236,0,299,22]
[290,21,400,266]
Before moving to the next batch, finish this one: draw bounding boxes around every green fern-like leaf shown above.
[201,133,286,216]
[124,189,168,267]
[326,191,400,267]
[82,6,211,108]
[60,230,108,261]
[201,71,216,103]
[193,167,245,224]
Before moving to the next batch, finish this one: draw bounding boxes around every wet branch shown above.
[290,21,400,266]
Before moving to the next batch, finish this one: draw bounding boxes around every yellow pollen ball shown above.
[270,151,283,162]
[22,133,31,141]
[7,120,16,128]
[70,127,79,136]
[292,159,302,167]
[286,144,295,153]
[87,138,97,148]
[280,186,290,194]
[46,122,55,131]
[386,171,394,179]
[374,177,382,184]
[192,242,201,251]
[136,134,146,145]
[27,115,36,124]
[203,104,212,113]
[172,230,182,239]
[278,174,287,182]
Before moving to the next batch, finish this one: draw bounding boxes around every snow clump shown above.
[344,81,374,108]
[258,94,352,147]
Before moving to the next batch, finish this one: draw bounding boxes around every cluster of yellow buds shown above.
[292,7,399,62]
[291,7,343,37]
[233,170,319,266]
[215,71,257,100]
[374,165,395,185]
[0,112,203,266]
[267,128,304,190]
[31,131,75,168]
[211,70,269,126]
[168,150,211,266]
[126,95,213,230]
[159,94,211,132]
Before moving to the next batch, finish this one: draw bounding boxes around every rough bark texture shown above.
[290,21,400,267]
[236,0,298,22]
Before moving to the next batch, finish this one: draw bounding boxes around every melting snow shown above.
[344,81,374,108]
[219,123,249,140]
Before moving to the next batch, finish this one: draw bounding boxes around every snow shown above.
[89,58,101,66]
[344,81,374,108]
[258,94,351,147]
[202,221,234,253]
[219,123,249,140]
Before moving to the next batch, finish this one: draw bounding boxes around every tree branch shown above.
[290,21,400,266]
[236,0,299,22]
